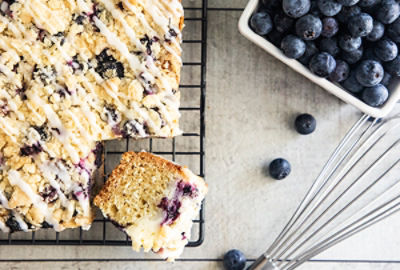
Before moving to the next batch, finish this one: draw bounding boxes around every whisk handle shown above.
[247,255,280,270]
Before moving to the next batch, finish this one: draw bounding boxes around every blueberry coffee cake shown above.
[94,152,207,261]
[0,0,184,232]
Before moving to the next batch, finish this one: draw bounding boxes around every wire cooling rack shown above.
[0,0,208,248]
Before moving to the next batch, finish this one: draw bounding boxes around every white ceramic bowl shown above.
[238,0,400,118]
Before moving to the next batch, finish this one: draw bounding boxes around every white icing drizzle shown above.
[8,170,61,231]
[0,39,21,63]
[0,190,10,209]
[98,0,145,52]
[13,212,29,232]
[0,118,18,142]
[0,16,21,39]
[0,219,10,233]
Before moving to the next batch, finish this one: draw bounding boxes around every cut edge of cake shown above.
[93,151,208,261]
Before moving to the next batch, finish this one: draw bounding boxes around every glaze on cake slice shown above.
[0,0,184,232]
[94,152,207,261]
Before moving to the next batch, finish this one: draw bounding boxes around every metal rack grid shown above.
[0,0,208,249]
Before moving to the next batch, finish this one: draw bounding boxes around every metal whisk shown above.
[249,113,400,270]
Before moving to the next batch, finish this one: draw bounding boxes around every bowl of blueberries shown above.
[238,0,400,118]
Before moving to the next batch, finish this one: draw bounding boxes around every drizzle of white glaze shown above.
[0,190,10,209]
[13,212,29,232]
[8,170,61,231]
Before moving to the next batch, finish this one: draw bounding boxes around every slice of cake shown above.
[0,0,184,232]
[94,152,207,261]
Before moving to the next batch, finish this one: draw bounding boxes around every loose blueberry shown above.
[381,72,392,86]
[223,249,246,270]
[358,0,380,7]
[376,0,400,24]
[384,56,400,76]
[329,60,350,82]
[321,17,339,38]
[348,13,373,37]
[375,38,398,62]
[319,37,340,57]
[356,60,384,86]
[336,6,361,23]
[342,71,364,93]
[250,11,273,35]
[295,113,317,134]
[317,0,342,16]
[282,0,311,18]
[309,52,336,77]
[387,18,400,43]
[337,0,359,6]
[281,35,306,59]
[338,34,362,52]
[366,21,385,42]
[274,12,294,33]
[295,14,323,40]
[362,84,389,107]
[95,49,124,79]
[341,46,364,64]
[269,158,291,180]
[299,41,319,65]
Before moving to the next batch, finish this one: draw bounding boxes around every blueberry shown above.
[295,15,322,40]
[358,0,380,7]
[40,185,58,203]
[366,21,385,42]
[375,38,398,62]
[387,18,400,43]
[261,0,282,12]
[321,17,339,38]
[101,105,121,125]
[95,49,124,79]
[267,30,285,47]
[376,0,400,24]
[384,55,400,76]
[362,47,381,62]
[339,34,362,52]
[223,249,246,270]
[281,35,306,59]
[41,221,53,229]
[356,60,384,86]
[337,0,359,6]
[20,143,43,156]
[348,13,373,37]
[122,120,143,137]
[329,60,350,82]
[93,142,104,168]
[295,113,317,134]
[337,6,361,23]
[250,11,273,35]
[341,46,364,64]
[309,52,336,77]
[319,37,340,57]
[342,71,364,93]
[269,158,291,180]
[32,126,49,141]
[317,0,342,16]
[6,216,22,233]
[273,12,294,33]
[362,84,389,106]
[299,41,319,65]
[282,0,311,18]
[381,72,392,86]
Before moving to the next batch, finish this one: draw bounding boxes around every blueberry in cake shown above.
[94,152,207,261]
[0,0,184,232]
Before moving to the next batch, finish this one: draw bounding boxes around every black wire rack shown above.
[0,0,207,249]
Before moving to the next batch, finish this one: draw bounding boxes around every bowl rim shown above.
[238,0,400,118]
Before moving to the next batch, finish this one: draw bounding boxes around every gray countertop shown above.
[1,0,400,269]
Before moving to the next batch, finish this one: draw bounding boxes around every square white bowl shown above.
[238,0,400,118]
